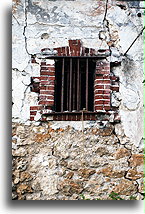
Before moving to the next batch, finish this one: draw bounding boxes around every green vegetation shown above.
[80,192,137,200]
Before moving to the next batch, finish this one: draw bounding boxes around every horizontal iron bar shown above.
[42,55,107,59]
[42,111,110,115]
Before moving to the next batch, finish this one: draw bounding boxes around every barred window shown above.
[54,57,96,113]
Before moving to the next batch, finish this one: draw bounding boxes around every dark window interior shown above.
[54,58,96,112]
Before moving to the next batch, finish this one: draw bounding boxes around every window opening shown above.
[54,57,96,112]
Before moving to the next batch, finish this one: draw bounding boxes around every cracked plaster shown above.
[12,0,144,146]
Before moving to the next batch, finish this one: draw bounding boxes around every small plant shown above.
[80,192,138,200]
[80,194,85,200]
[109,192,124,200]
[129,196,137,200]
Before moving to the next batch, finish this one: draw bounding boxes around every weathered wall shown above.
[12,0,144,146]
[12,0,144,200]
[12,122,144,200]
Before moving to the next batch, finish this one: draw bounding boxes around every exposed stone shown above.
[126,169,143,180]
[26,193,41,200]
[58,179,83,196]
[12,192,18,200]
[20,172,33,182]
[137,178,144,194]
[12,123,144,200]
[65,172,74,179]
[93,126,114,136]
[113,179,137,195]
[34,133,51,143]
[17,184,33,195]
[12,0,144,200]
[12,147,27,157]
[98,166,125,178]
[129,154,144,167]
[78,169,96,178]
[114,148,131,159]
[96,147,110,157]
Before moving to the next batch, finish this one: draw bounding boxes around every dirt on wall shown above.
[12,122,144,200]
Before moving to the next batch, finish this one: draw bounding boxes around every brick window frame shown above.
[30,40,119,121]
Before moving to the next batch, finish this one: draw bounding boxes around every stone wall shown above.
[12,0,144,200]
[12,122,144,200]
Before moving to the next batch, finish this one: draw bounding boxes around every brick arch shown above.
[41,39,97,57]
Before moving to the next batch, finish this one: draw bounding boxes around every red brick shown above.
[103,95,110,99]
[40,81,49,85]
[40,76,49,80]
[95,90,104,94]
[94,85,104,90]
[39,101,54,105]
[77,51,80,56]
[95,75,104,79]
[95,95,103,99]
[40,71,55,76]
[61,47,66,55]
[31,77,41,80]
[104,66,110,70]
[41,117,47,122]
[95,94,110,99]
[110,76,118,81]
[41,48,48,52]
[40,90,53,95]
[30,111,37,116]
[104,85,110,89]
[41,67,55,71]
[41,81,54,86]
[30,116,34,121]
[54,47,61,56]
[103,74,110,78]
[104,100,110,105]
[44,106,52,110]
[41,62,46,66]
[48,76,55,80]
[30,106,42,110]
[96,70,110,75]
[95,100,104,105]
[90,48,96,56]
[104,106,111,110]
[66,47,69,56]
[95,80,111,84]
[111,86,119,92]
[95,106,103,111]
[31,59,36,63]
[39,95,54,100]
[103,90,111,95]
[40,86,54,90]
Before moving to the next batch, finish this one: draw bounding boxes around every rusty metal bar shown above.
[67,62,69,110]
[86,58,88,110]
[61,58,65,112]
[73,63,76,110]
[77,58,80,111]
[69,58,72,111]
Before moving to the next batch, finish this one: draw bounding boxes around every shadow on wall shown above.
[9,3,142,210]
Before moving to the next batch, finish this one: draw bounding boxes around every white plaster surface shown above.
[12,0,144,145]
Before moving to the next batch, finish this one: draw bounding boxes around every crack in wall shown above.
[123,26,145,56]
[12,14,20,25]
[23,0,31,56]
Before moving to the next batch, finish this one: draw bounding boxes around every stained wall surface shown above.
[12,0,144,200]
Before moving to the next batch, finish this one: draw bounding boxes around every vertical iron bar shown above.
[61,58,65,112]
[86,58,88,111]
[73,62,76,110]
[69,58,72,111]
[77,58,80,111]
[67,62,69,111]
